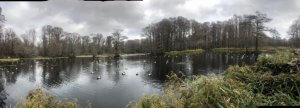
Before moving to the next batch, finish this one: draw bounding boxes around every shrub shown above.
[17,88,80,108]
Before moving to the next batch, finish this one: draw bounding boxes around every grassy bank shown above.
[165,49,204,56]
[17,88,84,108]
[0,58,20,62]
[0,53,147,62]
[130,50,300,107]
[212,47,291,53]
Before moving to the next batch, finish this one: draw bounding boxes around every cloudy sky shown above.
[0,0,300,39]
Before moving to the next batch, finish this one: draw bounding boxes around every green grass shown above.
[130,50,300,108]
[25,57,57,60]
[0,58,20,62]
[212,47,291,53]
[165,49,204,56]
[212,48,254,52]
[17,88,84,108]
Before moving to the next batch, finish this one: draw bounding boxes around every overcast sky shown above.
[0,0,300,39]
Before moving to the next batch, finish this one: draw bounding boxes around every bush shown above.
[17,88,80,108]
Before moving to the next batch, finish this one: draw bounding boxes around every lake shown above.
[0,52,259,108]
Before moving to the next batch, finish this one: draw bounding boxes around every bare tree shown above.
[288,16,300,47]
[111,29,127,57]
[246,11,272,51]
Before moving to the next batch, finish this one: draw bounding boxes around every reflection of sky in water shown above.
[0,52,259,107]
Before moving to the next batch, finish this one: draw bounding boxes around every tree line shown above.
[0,7,299,58]
[288,16,300,47]
[142,11,296,55]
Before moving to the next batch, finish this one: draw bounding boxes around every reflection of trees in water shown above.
[148,56,172,81]
[0,73,7,107]
[92,59,103,77]
[106,58,122,84]
[41,59,81,88]
[19,60,37,83]
[0,62,22,85]
[190,52,259,74]
[148,52,260,82]
[0,61,32,107]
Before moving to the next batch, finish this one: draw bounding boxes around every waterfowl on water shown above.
[136,73,139,75]
[91,72,95,74]
[148,73,151,76]
[122,72,125,75]
[97,76,101,80]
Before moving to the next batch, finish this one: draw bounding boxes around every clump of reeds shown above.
[17,88,80,108]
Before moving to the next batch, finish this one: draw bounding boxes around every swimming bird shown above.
[97,76,101,80]
[148,73,151,76]
[122,72,125,75]
[91,72,95,74]
[136,73,139,75]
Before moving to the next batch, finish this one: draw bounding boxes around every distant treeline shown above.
[0,7,299,58]
[142,11,299,54]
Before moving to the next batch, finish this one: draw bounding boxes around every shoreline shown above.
[0,53,149,62]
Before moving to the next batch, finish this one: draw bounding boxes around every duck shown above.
[91,72,95,74]
[97,76,101,80]
[136,73,139,76]
[122,72,126,75]
[148,73,152,76]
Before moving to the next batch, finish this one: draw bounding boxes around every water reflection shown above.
[0,52,259,107]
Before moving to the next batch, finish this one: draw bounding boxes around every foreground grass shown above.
[212,47,291,53]
[17,88,83,108]
[129,50,300,108]
[165,49,204,56]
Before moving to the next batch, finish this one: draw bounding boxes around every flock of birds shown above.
[90,60,155,80]
[92,70,152,80]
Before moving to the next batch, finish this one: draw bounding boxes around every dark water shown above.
[0,52,259,107]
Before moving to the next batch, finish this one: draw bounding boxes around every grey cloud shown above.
[0,0,299,39]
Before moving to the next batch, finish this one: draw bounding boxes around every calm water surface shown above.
[0,52,259,107]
